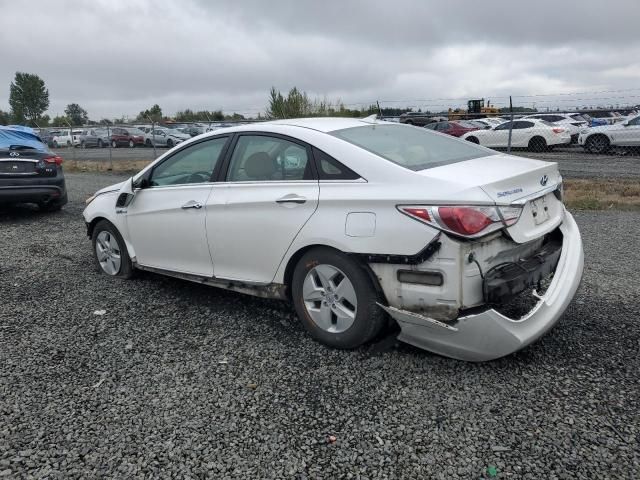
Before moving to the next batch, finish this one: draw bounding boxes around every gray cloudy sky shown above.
[2,0,640,119]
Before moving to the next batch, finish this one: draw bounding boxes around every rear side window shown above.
[313,147,360,180]
[227,135,313,181]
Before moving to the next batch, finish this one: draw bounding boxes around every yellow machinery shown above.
[448,99,500,120]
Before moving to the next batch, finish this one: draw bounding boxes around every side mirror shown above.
[116,177,136,209]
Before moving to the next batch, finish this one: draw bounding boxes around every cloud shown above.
[1,0,639,119]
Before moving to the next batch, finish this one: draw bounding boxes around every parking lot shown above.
[56,144,640,180]
[1,172,639,478]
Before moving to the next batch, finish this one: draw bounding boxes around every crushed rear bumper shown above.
[380,211,584,361]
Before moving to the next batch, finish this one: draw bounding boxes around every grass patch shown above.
[64,159,153,173]
[564,178,640,210]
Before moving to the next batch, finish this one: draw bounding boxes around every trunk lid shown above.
[0,149,58,178]
[417,153,564,243]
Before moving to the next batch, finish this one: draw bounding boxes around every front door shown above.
[125,136,229,276]
[206,134,319,283]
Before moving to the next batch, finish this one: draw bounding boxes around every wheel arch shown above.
[281,243,387,303]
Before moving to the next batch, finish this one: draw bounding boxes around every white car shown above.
[461,119,572,151]
[83,118,584,362]
[52,129,80,148]
[524,114,589,143]
[473,117,505,129]
[578,114,640,153]
[138,127,191,148]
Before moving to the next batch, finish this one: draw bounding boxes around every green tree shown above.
[51,115,69,127]
[0,110,10,125]
[64,103,88,125]
[137,104,163,122]
[35,114,50,127]
[9,72,50,125]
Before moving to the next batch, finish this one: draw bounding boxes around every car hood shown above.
[416,154,561,204]
[95,180,127,196]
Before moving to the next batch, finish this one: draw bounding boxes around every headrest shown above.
[244,152,276,179]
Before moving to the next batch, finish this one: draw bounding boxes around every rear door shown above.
[206,133,319,283]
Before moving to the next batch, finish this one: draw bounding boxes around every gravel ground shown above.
[1,172,639,479]
[57,144,640,180]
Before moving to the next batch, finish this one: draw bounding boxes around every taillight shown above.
[398,205,522,238]
[44,155,63,166]
[552,128,564,134]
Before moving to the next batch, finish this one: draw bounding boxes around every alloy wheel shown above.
[95,231,121,275]
[302,264,358,333]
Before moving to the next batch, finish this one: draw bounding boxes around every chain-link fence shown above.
[386,104,640,155]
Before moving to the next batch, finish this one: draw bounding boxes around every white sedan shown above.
[83,118,584,361]
[461,119,572,151]
[578,114,640,153]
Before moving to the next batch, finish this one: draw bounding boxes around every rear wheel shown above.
[53,140,59,148]
[585,134,610,154]
[528,136,547,152]
[466,136,479,144]
[145,139,152,147]
[166,139,174,148]
[91,220,134,279]
[291,248,386,349]
[80,141,86,149]
[128,139,135,148]
[111,140,117,148]
[97,139,103,148]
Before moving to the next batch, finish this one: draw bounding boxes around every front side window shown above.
[332,124,495,171]
[627,116,640,126]
[227,135,312,181]
[150,137,227,186]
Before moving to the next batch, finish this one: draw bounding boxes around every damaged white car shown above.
[83,118,584,361]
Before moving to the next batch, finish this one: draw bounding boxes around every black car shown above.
[0,127,68,212]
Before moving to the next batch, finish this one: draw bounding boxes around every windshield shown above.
[331,124,495,171]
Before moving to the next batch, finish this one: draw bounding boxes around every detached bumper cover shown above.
[380,210,584,361]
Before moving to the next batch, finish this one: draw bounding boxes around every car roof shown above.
[256,117,384,133]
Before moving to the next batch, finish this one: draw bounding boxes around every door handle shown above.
[276,194,306,204]
[181,200,203,209]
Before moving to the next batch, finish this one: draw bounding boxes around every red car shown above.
[424,120,481,137]
[110,127,145,148]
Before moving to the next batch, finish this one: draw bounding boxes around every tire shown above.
[404,120,414,125]
[528,136,547,152]
[128,139,135,148]
[145,139,152,147]
[97,139,103,148]
[291,247,386,349]
[466,136,479,144]
[91,220,134,279]
[80,141,86,149]
[112,140,117,148]
[66,141,71,147]
[585,134,610,154]
[166,139,174,148]
[53,141,59,148]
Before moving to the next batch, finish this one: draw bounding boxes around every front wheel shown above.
[166,139,174,148]
[111,140,117,148]
[91,220,134,279]
[97,139,103,148]
[291,248,386,349]
[128,139,135,148]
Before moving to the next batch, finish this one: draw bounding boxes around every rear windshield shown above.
[331,124,494,171]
